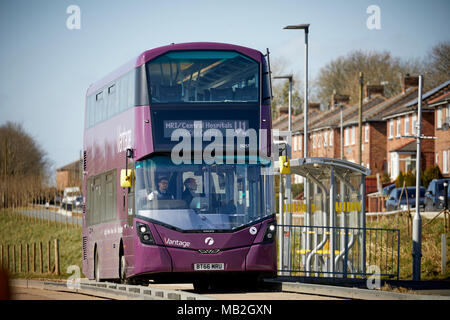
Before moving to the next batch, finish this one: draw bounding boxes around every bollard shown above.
[6,245,9,271]
[26,244,29,273]
[33,243,36,273]
[442,234,447,275]
[19,244,22,273]
[12,245,16,273]
[54,239,60,276]
[47,241,51,273]
[39,242,43,274]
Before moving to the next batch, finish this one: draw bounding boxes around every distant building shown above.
[428,89,450,177]
[272,76,450,181]
[56,159,82,191]
[383,79,450,180]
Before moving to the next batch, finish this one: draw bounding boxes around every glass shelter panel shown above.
[281,158,369,278]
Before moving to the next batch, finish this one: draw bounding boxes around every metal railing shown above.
[277,224,400,280]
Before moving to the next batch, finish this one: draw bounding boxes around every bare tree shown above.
[425,41,450,89]
[0,122,50,208]
[315,50,424,108]
[270,57,305,116]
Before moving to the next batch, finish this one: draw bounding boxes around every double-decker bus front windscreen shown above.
[134,156,272,231]
[147,51,259,103]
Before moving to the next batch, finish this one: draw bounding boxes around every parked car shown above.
[425,178,450,211]
[385,187,426,211]
[437,184,450,210]
[382,184,396,197]
[75,196,83,208]
[62,187,81,206]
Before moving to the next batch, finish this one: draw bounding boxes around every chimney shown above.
[308,102,321,114]
[365,85,384,99]
[331,92,350,109]
[401,75,419,93]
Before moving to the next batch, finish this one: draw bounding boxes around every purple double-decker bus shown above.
[82,42,275,289]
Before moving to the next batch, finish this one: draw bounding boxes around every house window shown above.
[437,107,443,129]
[446,103,450,123]
[299,136,302,151]
[412,114,417,135]
[365,123,369,142]
[444,150,449,174]
[329,130,333,146]
[404,115,409,136]
[313,133,316,148]
[344,127,349,146]
[389,119,394,139]
[351,126,355,145]
[324,131,328,147]
[396,117,401,138]
[293,135,297,152]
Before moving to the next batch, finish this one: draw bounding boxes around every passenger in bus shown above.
[182,177,199,206]
[147,176,174,201]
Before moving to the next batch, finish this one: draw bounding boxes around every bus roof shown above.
[86,42,263,96]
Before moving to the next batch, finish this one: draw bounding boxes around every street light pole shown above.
[283,23,310,158]
[412,74,423,281]
[284,23,310,257]
[359,72,364,165]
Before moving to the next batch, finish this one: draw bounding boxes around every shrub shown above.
[421,165,442,188]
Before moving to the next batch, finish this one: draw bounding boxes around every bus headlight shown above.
[263,223,277,243]
[136,222,155,245]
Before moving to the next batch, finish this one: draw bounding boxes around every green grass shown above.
[367,213,449,281]
[1,209,448,282]
[0,210,82,280]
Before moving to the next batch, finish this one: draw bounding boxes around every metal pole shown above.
[412,75,423,281]
[330,167,336,276]
[340,104,343,159]
[360,174,367,276]
[287,77,292,214]
[286,138,292,275]
[278,174,284,275]
[303,28,311,277]
[303,27,309,158]
[358,72,364,165]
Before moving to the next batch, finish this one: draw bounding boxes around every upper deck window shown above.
[147,51,259,104]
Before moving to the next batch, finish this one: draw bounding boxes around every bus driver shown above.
[182,177,199,206]
[147,176,174,201]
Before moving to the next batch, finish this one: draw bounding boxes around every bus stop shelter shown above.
[276,157,371,278]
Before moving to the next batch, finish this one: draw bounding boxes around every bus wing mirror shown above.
[279,156,291,174]
[121,169,134,188]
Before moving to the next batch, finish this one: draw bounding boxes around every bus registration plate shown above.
[194,263,224,271]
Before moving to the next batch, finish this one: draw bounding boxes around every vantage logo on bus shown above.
[164,237,191,248]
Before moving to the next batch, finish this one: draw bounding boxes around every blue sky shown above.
[0,0,449,178]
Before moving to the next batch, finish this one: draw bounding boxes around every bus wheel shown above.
[94,249,101,282]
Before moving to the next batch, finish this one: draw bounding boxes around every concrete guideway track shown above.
[9,278,450,301]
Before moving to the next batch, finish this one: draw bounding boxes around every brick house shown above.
[382,79,450,180]
[56,159,82,191]
[428,89,450,177]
